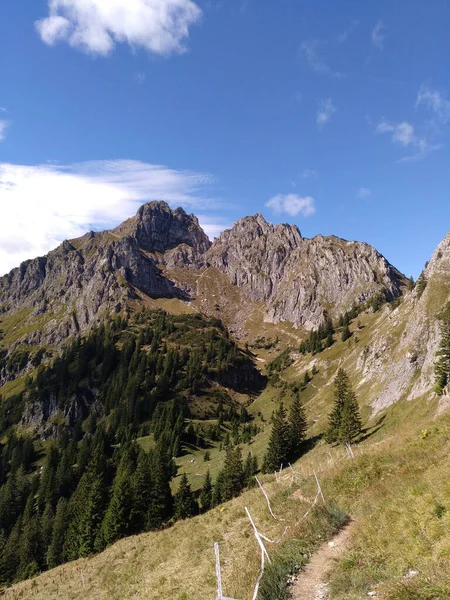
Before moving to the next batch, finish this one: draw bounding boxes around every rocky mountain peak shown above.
[112,201,211,254]
[214,213,302,249]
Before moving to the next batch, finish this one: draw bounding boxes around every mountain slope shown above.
[0,202,406,390]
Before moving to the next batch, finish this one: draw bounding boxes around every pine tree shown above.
[288,396,307,459]
[130,450,153,533]
[435,302,450,394]
[221,445,245,501]
[416,272,427,298]
[341,324,351,342]
[0,518,21,585]
[199,470,213,512]
[263,403,290,473]
[146,443,173,530]
[100,472,132,546]
[47,498,69,569]
[64,456,107,560]
[174,473,197,520]
[243,452,258,486]
[338,388,362,444]
[326,369,362,444]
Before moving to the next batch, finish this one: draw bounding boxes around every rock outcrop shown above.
[205,214,405,328]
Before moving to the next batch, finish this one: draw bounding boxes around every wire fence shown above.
[213,442,360,600]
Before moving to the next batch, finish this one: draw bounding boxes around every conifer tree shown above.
[174,473,197,520]
[146,443,173,530]
[47,498,69,569]
[221,445,245,501]
[288,395,307,458]
[341,324,351,342]
[435,302,450,394]
[100,472,132,546]
[0,518,21,585]
[130,450,153,533]
[263,403,290,472]
[212,470,225,507]
[199,470,213,512]
[326,369,362,444]
[64,456,107,560]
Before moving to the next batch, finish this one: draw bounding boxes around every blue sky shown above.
[0,0,449,277]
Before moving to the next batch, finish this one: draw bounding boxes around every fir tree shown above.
[174,473,197,520]
[221,445,245,501]
[416,272,427,298]
[146,443,173,530]
[326,369,362,444]
[100,472,132,546]
[341,324,351,342]
[263,403,290,473]
[288,396,307,459]
[199,470,213,512]
[47,498,69,569]
[435,302,450,394]
[243,452,258,486]
[130,450,153,533]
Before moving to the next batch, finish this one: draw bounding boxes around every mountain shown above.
[0,201,449,599]
[0,202,406,388]
[203,213,405,328]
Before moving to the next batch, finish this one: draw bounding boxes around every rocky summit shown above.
[0,202,405,366]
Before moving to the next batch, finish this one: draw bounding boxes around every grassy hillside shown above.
[4,394,450,600]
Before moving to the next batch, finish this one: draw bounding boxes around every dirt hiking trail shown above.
[290,521,354,600]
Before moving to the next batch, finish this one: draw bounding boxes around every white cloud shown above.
[416,85,450,124]
[196,215,230,240]
[36,0,202,57]
[372,20,385,50]
[300,169,318,179]
[376,119,441,161]
[317,98,336,128]
[0,107,7,112]
[357,187,371,199]
[0,121,8,142]
[338,20,359,43]
[0,159,217,275]
[265,194,316,218]
[300,40,344,78]
[134,72,146,84]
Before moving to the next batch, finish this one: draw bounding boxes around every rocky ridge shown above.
[204,214,405,328]
[0,201,406,386]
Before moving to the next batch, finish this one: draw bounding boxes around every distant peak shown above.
[113,201,211,254]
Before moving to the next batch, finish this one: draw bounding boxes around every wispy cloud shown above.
[317,98,336,129]
[0,107,6,112]
[300,40,344,78]
[357,187,371,199]
[0,160,218,274]
[376,119,441,161]
[416,85,450,125]
[338,20,359,43]
[134,72,146,84]
[372,20,385,50]
[36,0,202,57]
[265,194,316,218]
[0,121,8,142]
[300,169,318,179]
[239,1,249,14]
[196,215,230,240]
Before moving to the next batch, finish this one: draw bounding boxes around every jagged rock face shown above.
[354,232,450,414]
[113,201,211,255]
[0,202,210,359]
[206,214,405,328]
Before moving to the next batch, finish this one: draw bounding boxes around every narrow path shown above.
[290,521,354,600]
